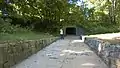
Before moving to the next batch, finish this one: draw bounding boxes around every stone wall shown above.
[84,37,120,68]
[0,37,58,68]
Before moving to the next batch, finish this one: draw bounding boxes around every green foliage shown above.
[85,23,120,35]
[0,17,31,34]
[0,17,5,23]
[8,0,84,28]
[0,23,31,34]
[0,0,120,35]
[0,17,53,40]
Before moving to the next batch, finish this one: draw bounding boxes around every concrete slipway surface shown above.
[11,36,108,68]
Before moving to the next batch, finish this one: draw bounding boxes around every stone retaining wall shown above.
[84,37,120,68]
[0,37,58,68]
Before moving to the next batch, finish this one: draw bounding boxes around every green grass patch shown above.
[0,32,54,41]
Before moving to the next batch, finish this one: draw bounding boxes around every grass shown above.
[0,32,54,41]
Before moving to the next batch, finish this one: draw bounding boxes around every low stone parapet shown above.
[0,37,58,68]
[84,37,120,68]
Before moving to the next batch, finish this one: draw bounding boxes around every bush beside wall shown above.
[0,37,58,68]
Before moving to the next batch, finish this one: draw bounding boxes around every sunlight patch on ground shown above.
[62,50,93,54]
[60,54,65,56]
[84,32,120,39]
[71,36,85,43]
[71,40,84,43]
[81,63,95,66]
[71,36,86,43]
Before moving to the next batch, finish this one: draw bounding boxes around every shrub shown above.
[84,22,120,35]
[0,17,31,34]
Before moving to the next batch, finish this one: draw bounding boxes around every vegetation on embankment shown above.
[1,0,120,37]
[84,23,120,35]
[0,17,55,40]
[0,32,54,40]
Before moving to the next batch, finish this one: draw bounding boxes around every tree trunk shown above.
[108,0,117,24]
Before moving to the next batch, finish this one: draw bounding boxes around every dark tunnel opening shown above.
[66,27,76,35]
